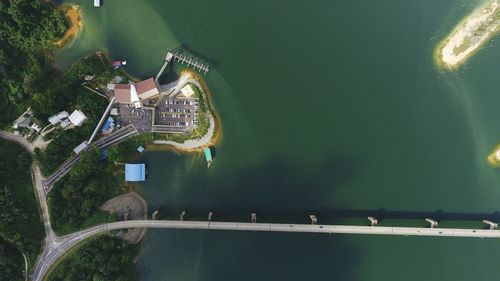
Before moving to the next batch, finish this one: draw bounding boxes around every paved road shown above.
[0,131,61,277]
[42,124,138,192]
[0,131,35,154]
[5,130,500,281]
[31,218,500,281]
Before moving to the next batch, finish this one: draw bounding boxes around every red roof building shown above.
[136,78,160,100]
[114,84,132,103]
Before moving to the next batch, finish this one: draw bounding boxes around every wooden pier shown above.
[156,50,211,81]
[172,51,210,74]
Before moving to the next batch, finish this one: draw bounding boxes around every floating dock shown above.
[171,51,210,74]
[204,147,213,167]
[156,50,211,81]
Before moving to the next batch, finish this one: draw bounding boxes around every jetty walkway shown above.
[156,50,210,81]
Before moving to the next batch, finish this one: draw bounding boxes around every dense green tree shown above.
[0,0,66,127]
[48,236,137,281]
[0,0,66,51]
[0,238,23,281]
[0,141,44,264]
[48,149,123,235]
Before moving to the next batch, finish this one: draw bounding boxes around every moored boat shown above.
[111,60,127,69]
[204,147,213,167]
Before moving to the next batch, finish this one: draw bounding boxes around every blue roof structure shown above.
[102,117,115,132]
[137,146,145,153]
[125,164,146,182]
[101,149,107,160]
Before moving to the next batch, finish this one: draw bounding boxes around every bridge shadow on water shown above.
[176,44,220,68]
[146,149,500,226]
[140,150,497,280]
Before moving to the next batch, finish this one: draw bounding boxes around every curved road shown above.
[32,218,500,281]
[4,130,500,281]
[0,131,61,280]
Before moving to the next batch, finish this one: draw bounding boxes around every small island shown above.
[435,0,499,69]
[487,145,500,167]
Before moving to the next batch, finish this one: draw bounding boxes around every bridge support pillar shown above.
[208,211,213,221]
[425,218,438,228]
[251,213,257,223]
[180,211,186,221]
[309,215,317,225]
[368,216,378,226]
[483,220,498,230]
[152,210,159,220]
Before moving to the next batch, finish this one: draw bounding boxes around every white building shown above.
[48,111,69,125]
[68,110,87,126]
[31,123,41,133]
[60,119,71,128]
[180,84,195,98]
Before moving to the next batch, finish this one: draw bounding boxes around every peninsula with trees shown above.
[0,1,219,280]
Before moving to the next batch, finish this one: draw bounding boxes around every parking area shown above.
[155,97,198,130]
[115,96,200,134]
[117,104,153,133]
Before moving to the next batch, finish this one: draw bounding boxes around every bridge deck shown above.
[105,220,500,238]
[32,219,500,281]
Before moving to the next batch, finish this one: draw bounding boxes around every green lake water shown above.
[57,0,500,280]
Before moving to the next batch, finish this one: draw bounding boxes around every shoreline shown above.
[100,192,148,244]
[487,145,500,167]
[434,0,499,70]
[151,69,222,152]
[54,4,82,47]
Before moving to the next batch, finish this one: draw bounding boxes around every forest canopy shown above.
[0,0,67,126]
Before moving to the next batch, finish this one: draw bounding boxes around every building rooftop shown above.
[48,111,69,125]
[136,78,159,100]
[125,163,146,182]
[73,141,88,154]
[68,110,87,126]
[114,84,132,103]
[179,84,195,98]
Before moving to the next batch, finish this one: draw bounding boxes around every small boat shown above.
[204,147,213,168]
[112,60,127,69]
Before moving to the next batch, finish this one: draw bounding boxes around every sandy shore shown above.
[100,192,148,244]
[436,0,499,69]
[55,5,82,47]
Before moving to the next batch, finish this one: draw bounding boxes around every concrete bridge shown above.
[31,218,500,281]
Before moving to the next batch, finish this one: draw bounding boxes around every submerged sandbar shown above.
[436,0,499,69]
